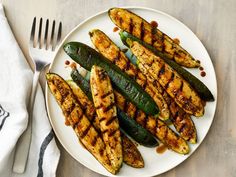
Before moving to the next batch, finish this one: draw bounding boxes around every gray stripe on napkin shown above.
[0,104,10,131]
[37,129,54,177]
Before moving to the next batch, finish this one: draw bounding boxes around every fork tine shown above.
[30,17,36,46]
[50,20,56,50]
[38,18,43,49]
[56,22,62,46]
[44,19,49,50]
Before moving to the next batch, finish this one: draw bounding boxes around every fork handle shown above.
[13,71,40,173]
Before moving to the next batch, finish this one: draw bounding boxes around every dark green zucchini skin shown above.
[64,42,159,115]
[71,69,92,100]
[71,69,158,147]
[116,109,158,147]
[120,31,214,101]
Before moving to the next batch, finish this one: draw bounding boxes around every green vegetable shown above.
[71,69,158,147]
[64,42,159,115]
[120,31,214,101]
[117,109,158,147]
[71,69,92,100]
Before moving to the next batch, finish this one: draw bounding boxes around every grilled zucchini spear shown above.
[169,101,197,143]
[89,29,196,143]
[90,65,123,172]
[122,134,144,168]
[68,80,144,168]
[128,40,204,117]
[108,8,200,68]
[71,69,189,154]
[89,29,169,120]
[120,31,214,101]
[63,42,159,116]
[46,73,116,174]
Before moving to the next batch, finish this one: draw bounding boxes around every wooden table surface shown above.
[1,0,236,176]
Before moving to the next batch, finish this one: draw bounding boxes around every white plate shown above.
[46,7,217,177]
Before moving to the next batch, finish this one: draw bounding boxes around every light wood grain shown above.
[1,0,236,176]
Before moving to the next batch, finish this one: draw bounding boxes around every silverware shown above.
[13,17,62,173]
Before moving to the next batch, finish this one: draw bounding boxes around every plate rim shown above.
[45,6,218,177]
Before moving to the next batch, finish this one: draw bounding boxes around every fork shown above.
[13,17,62,173]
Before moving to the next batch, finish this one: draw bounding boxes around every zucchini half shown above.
[108,7,200,68]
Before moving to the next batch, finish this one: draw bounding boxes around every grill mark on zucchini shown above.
[108,129,118,137]
[169,72,175,83]
[119,16,123,27]
[101,90,113,99]
[53,80,69,104]
[141,79,147,89]
[113,52,121,64]
[158,64,165,78]
[91,134,99,146]
[161,35,166,53]
[179,80,183,92]
[76,109,84,122]
[129,18,134,34]
[99,117,106,123]
[103,102,116,113]
[99,148,105,156]
[102,129,109,134]
[106,116,117,126]
[72,122,78,130]
[95,105,103,110]
[80,124,92,139]
[124,60,131,71]
[140,21,144,40]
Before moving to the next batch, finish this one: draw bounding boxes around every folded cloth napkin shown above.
[0,4,60,177]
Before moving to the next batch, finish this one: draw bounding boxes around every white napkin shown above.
[0,4,60,177]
